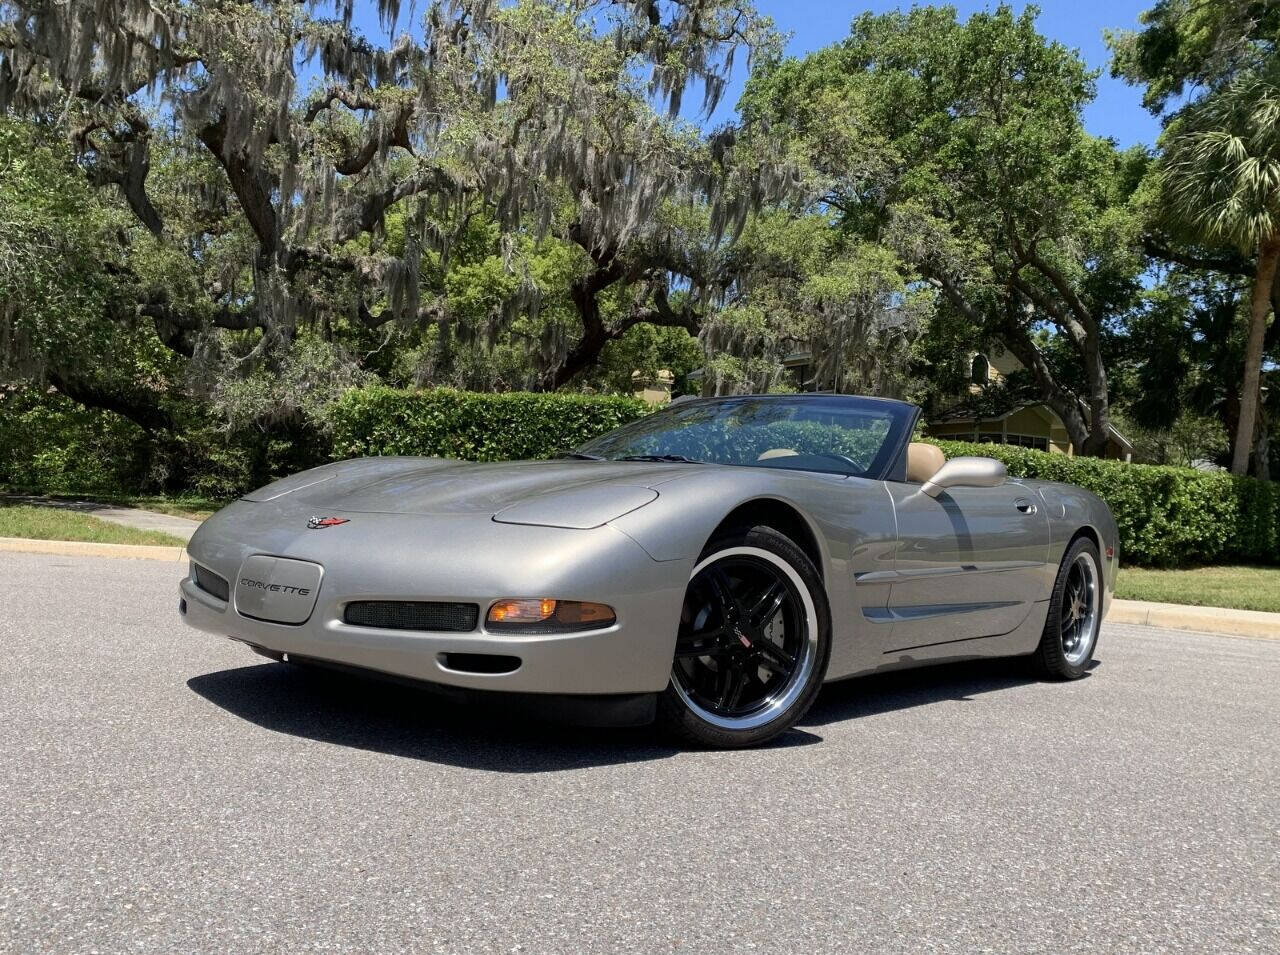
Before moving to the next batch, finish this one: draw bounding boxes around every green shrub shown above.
[0,387,149,495]
[934,440,1280,568]
[328,387,650,462]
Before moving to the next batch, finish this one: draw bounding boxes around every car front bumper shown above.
[179,505,692,697]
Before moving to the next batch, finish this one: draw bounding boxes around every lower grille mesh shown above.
[343,601,479,633]
[192,563,230,602]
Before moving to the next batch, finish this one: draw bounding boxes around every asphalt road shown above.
[1,552,1276,954]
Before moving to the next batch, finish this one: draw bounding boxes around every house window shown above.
[970,354,989,385]
[974,432,1048,452]
[1007,433,1049,451]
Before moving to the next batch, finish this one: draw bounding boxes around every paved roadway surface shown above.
[1,552,1276,954]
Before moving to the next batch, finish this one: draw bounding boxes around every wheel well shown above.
[1069,525,1102,556]
[711,499,824,578]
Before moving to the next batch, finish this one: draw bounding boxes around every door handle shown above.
[1015,499,1038,515]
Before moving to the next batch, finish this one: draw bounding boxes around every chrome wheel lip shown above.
[1060,550,1100,666]
[671,546,819,732]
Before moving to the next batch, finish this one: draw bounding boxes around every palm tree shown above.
[1162,64,1280,475]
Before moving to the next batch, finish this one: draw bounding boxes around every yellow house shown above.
[632,369,676,404]
[926,350,1134,462]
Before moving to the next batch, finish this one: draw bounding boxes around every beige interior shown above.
[905,442,945,483]
[757,448,799,461]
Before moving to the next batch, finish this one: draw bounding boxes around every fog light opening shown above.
[439,653,522,675]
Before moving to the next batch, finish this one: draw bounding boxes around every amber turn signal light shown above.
[486,599,616,632]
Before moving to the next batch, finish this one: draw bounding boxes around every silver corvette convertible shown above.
[180,394,1118,747]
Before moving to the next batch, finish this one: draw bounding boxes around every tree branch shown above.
[1010,233,1097,333]
[82,110,165,237]
[1007,269,1087,351]
[304,85,379,122]
[45,367,174,436]
[196,115,279,256]
[1143,236,1251,277]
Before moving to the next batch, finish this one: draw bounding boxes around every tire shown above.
[1035,536,1104,680]
[656,525,832,748]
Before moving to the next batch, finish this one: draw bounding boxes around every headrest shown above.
[906,442,945,483]
[757,448,799,461]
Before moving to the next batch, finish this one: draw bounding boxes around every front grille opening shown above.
[344,601,479,633]
[438,653,521,675]
[191,563,230,602]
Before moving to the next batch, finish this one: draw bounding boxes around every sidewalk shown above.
[0,536,186,562]
[3,495,203,543]
[82,505,202,543]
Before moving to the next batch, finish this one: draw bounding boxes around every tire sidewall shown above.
[658,525,833,748]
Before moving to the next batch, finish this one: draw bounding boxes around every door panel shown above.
[882,481,1049,653]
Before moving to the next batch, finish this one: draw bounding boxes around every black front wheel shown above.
[657,525,832,747]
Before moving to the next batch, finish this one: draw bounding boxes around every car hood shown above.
[242,457,699,528]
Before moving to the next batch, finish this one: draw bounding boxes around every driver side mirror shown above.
[920,456,1007,498]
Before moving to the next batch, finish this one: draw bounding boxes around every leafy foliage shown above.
[1111,409,1230,468]
[0,387,148,494]
[1110,0,1280,114]
[0,0,784,396]
[0,1,1278,509]
[1117,0,1280,477]
[741,4,1146,455]
[1161,62,1280,253]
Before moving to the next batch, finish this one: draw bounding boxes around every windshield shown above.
[576,395,917,478]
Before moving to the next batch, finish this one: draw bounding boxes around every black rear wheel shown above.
[1035,536,1103,679]
[657,525,831,747]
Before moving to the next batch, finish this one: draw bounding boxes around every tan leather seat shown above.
[757,448,799,461]
[905,442,945,483]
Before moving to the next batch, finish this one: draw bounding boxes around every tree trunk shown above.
[1231,237,1280,475]
[997,315,1093,454]
[545,320,610,390]
[543,270,613,391]
[1079,331,1112,458]
[1257,403,1271,482]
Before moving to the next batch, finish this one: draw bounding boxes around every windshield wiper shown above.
[617,454,703,464]
[560,451,605,460]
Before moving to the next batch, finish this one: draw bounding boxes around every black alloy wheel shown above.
[658,525,831,747]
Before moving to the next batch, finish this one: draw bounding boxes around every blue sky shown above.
[350,1,1160,148]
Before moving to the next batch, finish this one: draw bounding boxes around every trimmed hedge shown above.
[934,440,1280,568]
[328,387,650,462]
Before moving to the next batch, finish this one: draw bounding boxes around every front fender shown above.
[607,468,851,566]
[607,467,902,681]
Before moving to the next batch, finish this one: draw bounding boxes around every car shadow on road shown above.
[189,655,1088,770]
[803,656,1097,727]
[187,661,693,772]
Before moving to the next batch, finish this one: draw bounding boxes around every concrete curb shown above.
[0,537,187,563]
[1109,598,1280,641]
